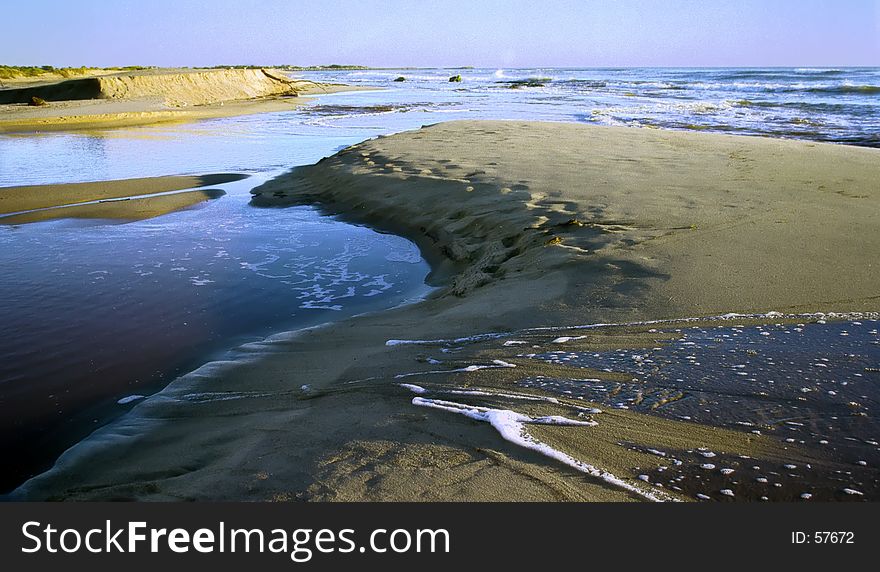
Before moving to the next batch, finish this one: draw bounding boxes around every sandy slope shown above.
[256,121,880,317]
[15,121,880,501]
[0,68,365,132]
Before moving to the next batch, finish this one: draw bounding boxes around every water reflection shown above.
[0,174,430,491]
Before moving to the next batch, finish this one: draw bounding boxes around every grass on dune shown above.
[0,65,152,80]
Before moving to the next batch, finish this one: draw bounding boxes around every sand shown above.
[14,121,880,501]
[0,188,226,224]
[0,173,246,215]
[255,121,880,317]
[0,68,367,133]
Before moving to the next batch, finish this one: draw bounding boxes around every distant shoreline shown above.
[0,67,373,133]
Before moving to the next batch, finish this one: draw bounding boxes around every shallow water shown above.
[522,319,880,429]
[0,141,430,492]
[516,319,880,498]
[293,67,880,147]
[2,67,877,187]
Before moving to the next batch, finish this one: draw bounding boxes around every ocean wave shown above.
[559,79,607,88]
[730,99,850,113]
[793,68,846,75]
[676,81,880,96]
[308,67,877,147]
[707,69,847,82]
[555,79,692,93]
[815,133,880,148]
[803,84,880,95]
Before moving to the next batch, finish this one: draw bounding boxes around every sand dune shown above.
[0,68,365,132]
[255,120,880,317]
[1,68,322,106]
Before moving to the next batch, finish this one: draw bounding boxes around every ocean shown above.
[293,67,880,148]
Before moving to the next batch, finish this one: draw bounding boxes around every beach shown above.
[14,121,879,501]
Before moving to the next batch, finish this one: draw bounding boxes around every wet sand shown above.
[0,97,349,134]
[15,121,880,501]
[0,189,226,224]
[0,173,245,215]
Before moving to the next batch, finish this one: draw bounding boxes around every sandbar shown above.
[0,173,246,215]
[0,188,226,224]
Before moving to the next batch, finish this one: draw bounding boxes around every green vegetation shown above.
[207,65,272,70]
[449,74,462,82]
[285,64,371,71]
[0,65,60,79]
[0,65,153,80]
[207,64,371,71]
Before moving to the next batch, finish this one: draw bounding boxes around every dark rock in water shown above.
[560,218,585,227]
[448,74,462,82]
[393,76,406,82]
[500,78,551,89]
[29,96,48,106]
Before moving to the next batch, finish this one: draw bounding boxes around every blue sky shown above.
[3,0,878,67]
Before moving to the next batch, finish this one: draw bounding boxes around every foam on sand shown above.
[398,383,428,394]
[394,359,516,379]
[409,395,666,502]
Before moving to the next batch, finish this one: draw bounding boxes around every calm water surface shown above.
[0,99,434,490]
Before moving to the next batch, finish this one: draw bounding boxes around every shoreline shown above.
[0,173,248,215]
[13,121,880,501]
[0,90,373,134]
[0,67,374,133]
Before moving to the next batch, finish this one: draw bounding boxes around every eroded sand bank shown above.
[0,68,366,133]
[16,121,880,501]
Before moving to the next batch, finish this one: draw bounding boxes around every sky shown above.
[2,0,878,68]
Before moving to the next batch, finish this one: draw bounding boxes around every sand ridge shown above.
[1,68,324,106]
[0,68,370,133]
[255,120,880,319]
